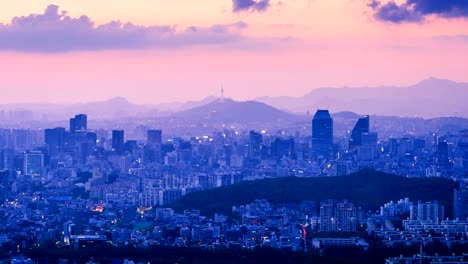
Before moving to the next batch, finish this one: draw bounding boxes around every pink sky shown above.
[0,0,467,104]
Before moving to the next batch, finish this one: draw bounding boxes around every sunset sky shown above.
[0,0,467,104]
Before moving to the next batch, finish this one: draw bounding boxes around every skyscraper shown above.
[70,114,88,133]
[454,180,468,220]
[112,130,125,154]
[45,127,66,153]
[357,132,378,161]
[320,200,335,232]
[437,141,450,169]
[320,200,357,233]
[312,110,333,159]
[24,151,44,176]
[0,148,14,170]
[349,115,369,151]
[335,200,357,232]
[69,118,76,134]
[147,130,162,147]
[270,138,295,158]
[249,131,263,159]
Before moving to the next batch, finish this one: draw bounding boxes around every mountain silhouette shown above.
[256,78,468,118]
[174,98,301,123]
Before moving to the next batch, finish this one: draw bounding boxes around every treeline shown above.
[172,170,455,216]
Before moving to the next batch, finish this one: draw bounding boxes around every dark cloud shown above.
[232,0,271,13]
[369,0,468,23]
[0,5,251,52]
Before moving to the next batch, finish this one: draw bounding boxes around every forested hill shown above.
[172,170,455,217]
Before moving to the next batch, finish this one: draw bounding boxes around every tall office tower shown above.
[357,132,378,161]
[112,130,125,154]
[0,170,9,202]
[70,114,88,133]
[437,141,450,169]
[74,114,87,132]
[1,148,14,170]
[349,115,370,151]
[320,200,335,232]
[335,200,357,232]
[23,151,44,176]
[45,127,66,153]
[248,131,263,159]
[312,110,333,159]
[147,130,162,147]
[454,180,468,220]
[271,138,295,158]
[178,140,192,164]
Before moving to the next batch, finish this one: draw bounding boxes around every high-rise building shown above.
[147,130,162,147]
[349,116,369,151]
[357,132,378,161]
[271,138,295,158]
[1,148,14,170]
[45,127,66,153]
[320,200,357,233]
[454,180,468,220]
[70,114,88,133]
[320,200,335,232]
[312,110,333,159]
[410,201,444,222]
[69,118,76,134]
[399,137,413,157]
[249,131,263,159]
[112,130,125,154]
[24,151,44,176]
[75,114,87,132]
[335,200,357,232]
[437,141,450,169]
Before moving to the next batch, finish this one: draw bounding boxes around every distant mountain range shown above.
[255,78,468,118]
[0,97,153,121]
[1,78,468,135]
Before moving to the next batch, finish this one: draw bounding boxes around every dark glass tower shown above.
[455,180,468,220]
[349,115,370,151]
[147,130,162,147]
[112,130,125,153]
[69,114,87,133]
[249,131,263,159]
[312,110,333,159]
[45,127,66,153]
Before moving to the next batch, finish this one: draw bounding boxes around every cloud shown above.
[368,0,468,23]
[433,35,468,42]
[232,0,271,12]
[0,5,252,52]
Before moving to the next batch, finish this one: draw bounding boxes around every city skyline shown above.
[0,1,467,104]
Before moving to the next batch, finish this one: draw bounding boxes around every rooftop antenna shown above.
[220,84,225,101]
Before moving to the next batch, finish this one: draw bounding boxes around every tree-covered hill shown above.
[172,170,456,217]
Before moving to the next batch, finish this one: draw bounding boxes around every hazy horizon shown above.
[0,77,466,105]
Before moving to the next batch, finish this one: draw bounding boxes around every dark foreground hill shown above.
[172,170,455,217]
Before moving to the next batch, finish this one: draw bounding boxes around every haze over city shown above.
[0,0,467,104]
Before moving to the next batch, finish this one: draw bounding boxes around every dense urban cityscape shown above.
[0,102,467,263]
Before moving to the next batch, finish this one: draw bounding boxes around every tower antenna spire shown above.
[221,84,224,100]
